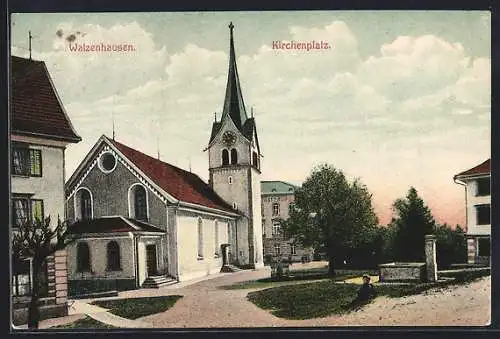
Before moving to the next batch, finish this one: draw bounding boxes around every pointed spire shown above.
[221,21,248,130]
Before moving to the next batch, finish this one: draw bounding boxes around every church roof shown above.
[108,137,236,213]
[68,216,165,234]
[454,158,490,179]
[261,181,300,195]
[222,21,248,130]
[209,22,259,148]
[11,56,81,143]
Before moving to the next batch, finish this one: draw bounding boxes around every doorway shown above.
[146,244,157,276]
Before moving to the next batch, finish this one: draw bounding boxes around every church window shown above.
[232,202,238,210]
[134,185,148,221]
[272,221,281,236]
[222,149,229,166]
[98,152,117,173]
[230,148,238,165]
[79,189,92,220]
[252,152,259,169]
[106,241,121,271]
[272,203,280,216]
[214,220,219,256]
[77,242,91,272]
[197,218,204,259]
[228,176,233,184]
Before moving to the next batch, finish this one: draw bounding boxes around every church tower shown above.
[206,22,264,268]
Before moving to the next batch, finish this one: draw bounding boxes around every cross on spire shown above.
[229,21,234,34]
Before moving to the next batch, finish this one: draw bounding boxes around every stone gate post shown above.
[425,234,438,282]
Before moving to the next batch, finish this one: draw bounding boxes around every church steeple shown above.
[221,21,248,130]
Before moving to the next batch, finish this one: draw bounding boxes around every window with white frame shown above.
[476,204,490,225]
[12,196,44,227]
[197,218,203,259]
[272,203,280,216]
[12,258,31,296]
[476,177,491,196]
[12,143,42,177]
[291,243,297,255]
[272,221,281,236]
[274,244,281,256]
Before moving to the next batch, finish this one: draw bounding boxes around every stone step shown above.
[220,264,242,273]
[141,276,177,288]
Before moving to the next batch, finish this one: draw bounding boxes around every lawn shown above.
[91,295,183,319]
[247,270,490,320]
[220,266,377,290]
[51,316,116,329]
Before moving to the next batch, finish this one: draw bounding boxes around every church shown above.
[64,22,264,294]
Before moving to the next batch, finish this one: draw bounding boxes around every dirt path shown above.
[138,268,491,327]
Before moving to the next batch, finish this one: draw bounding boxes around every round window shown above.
[99,152,116,173]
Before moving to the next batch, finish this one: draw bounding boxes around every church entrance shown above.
[146,244,157,276]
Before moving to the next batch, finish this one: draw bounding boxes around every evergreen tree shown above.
[391,187,436,262]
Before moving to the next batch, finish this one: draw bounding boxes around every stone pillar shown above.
[425,235,437,282]
[467,235,476,264]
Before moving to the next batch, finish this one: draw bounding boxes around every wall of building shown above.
[261,192,313,262]
[66,145,168,230]
[11,136,69,312]
[66,234,136,293]
[175,210,229,281]
[465,178,491,236]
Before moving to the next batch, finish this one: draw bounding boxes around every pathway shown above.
[39,262,490,328]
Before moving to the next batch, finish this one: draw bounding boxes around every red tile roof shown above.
[68,216,165,234]
[11,56,81,142]
[109,137,235,213]
[454,159,490,178]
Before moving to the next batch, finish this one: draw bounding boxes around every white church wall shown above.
[176,212,226,281]
[137,241,147,286]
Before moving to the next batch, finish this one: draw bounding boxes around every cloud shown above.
[12,21,167,103]
[357,35,470,101]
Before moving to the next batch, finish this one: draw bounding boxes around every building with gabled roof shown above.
[454,158,491,265]
[64,22,265,294]
[11,55,81,325]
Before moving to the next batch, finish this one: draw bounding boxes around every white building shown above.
[454,159,491,265]
[64,22,264,295]
[11,56,81,324]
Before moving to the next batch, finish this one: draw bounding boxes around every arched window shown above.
[222,149,229,166]
[197,218,203,259]
[107,241,121,271]
[230,148,238,165]
[214,220,219,256]
[77,242,91,272]
[133,185,148,221]
[80,190,92,220]
[252,152,258,168]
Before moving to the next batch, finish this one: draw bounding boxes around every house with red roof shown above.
[11,55,81,324]
[63,22,264,294]
[454,159,491,265]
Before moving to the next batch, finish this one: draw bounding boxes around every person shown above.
[348,274,376,309]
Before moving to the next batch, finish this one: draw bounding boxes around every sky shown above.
[10,11,491,227]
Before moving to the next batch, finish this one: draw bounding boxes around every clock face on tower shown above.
[222,131,237,146]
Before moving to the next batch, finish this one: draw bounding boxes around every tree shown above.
[391,187,436,262]
[282,164,379,276]
[12,216,75,329]
[434,223,467,268]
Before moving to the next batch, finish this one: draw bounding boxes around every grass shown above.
[51,316,116,329]
[247,269,490,320]
[91,295,183,319]
[220,266,376,290]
